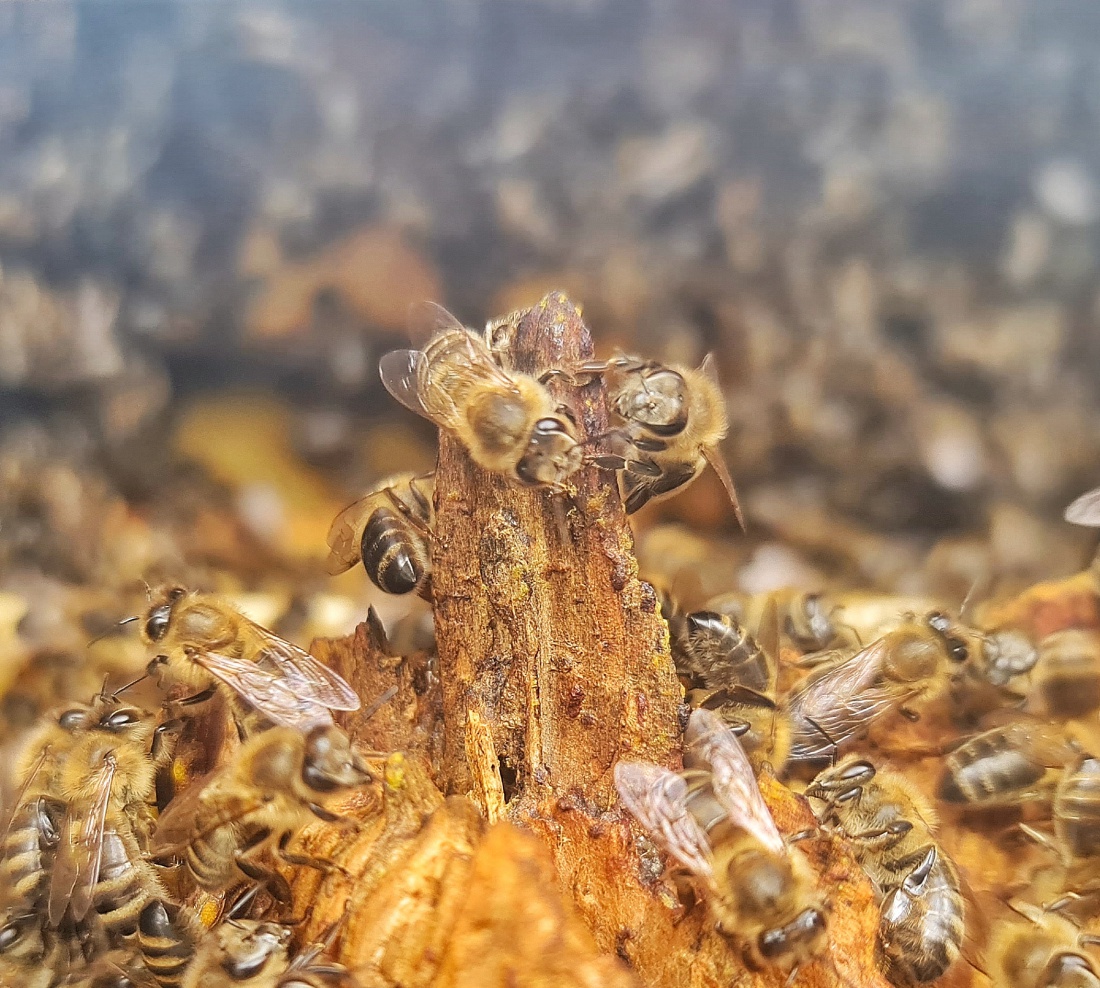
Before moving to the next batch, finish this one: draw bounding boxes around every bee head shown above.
[302,725,372,792]
[143,587,187,643]
[618,367,687,435]
[515,416,582,486]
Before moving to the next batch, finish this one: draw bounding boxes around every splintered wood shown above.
[300,292,887,988]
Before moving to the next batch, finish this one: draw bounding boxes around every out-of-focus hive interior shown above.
[3,3,1100,988]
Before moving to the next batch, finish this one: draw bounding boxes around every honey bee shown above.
[704,589,837,653]
[614,708,827,974]
[379,302,583,488]
[150,725,371,902]
[0,912,64,988]
[806,757,965,986]
[1053,755,1100,874]
[581,353,743,524]
[325,473,434,595]
[46,704,172,933]
[665,595,790,772]
[1030,630,1100,719]
[140,586,361,734]
[989,902,1100,988]
[786,612,972,767]
[139,900,201,988]
[939,722,1079,809]
[1065,486,1100,527]
[970,628,1039,689]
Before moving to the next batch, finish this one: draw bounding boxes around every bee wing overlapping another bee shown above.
[684,708,784,855]
[47,753,115,925]
[380,301,523,433]
[613,761,714,878]
[787,636,918,763]
[696,355,745,531]
[325,494,376,576]
[190,621,360,731]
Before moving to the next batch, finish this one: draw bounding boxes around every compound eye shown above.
[144,604,172,642]
[927,611,951,634]
[841,760,875,781]
[947,638,969,663]
[533,417,566,438]
[58,708,86,730]
[104,708,141,730]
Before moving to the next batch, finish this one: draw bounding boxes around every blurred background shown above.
[3,0,1100,718]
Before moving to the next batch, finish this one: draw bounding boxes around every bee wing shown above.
[684,708,784,855]
[150,769,215,855]
[701,445,745,532]
[614,761,714,878]
[193,651,336,731]
[247,626,361,711]
[379,349,431,419]
[325,495,373,575]
[48,754,115,924]
[1065,486,1100,526]
[621,458,698,514]
[407,300,466,345]
[1,743,50,841]
[787,636,915,762]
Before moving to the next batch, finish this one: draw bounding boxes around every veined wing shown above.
[379,349,431,419]
[786,636,915,762]
[614,761,714,878]
[194,651,335,731]
[407,300,467,345]
[684,708,784,854]
[246,624,360,711]
[48,753,115,924]
[325,495,372,575]
[701,445,745,532]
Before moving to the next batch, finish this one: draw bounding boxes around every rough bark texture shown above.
[429,290,683,808]
[299,292,891,988]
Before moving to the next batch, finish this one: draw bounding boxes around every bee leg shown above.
[276,845,349,879]
[538,367,578,386]
[149,719,182,763]
[234,852,292,904]
[898,706,922,722]
[174,686,218,707]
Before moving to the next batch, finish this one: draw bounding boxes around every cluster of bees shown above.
[5,297,1100,988]
[0,585,373,988]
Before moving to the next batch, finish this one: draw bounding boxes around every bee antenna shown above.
[110,673,148,698]
[87,614,139,648]
[359,685,398,724]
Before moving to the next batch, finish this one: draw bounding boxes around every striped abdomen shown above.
[877,846,964,985]
[940,730,1049,807]
[1056,757,1100,861]
[679,611,771,694]
[361,507,429,595]
[138,900,194,988]
[1,797,63,909]
[92,826,161,939]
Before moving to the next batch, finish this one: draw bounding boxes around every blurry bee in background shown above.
[969,628,1039,689]
[705,588,838,654]
[580,353,743,526]
[379,302,583,488]
[141,586,361,734]
[786,611,973,768]
[151,725,371,904]
[325,473,434,596]
[939,722,1079,810]
[46,703,173,932]
[988,901,1100,988]
[664,595,790,772]
[807,758,965,986]
[615,708,827,975]
[1029,630,1100,719]
[1065,486,1100,527]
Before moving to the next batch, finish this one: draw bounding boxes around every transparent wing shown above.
[684,708,784,854]
[150,769,214,855]
[325,495,372,575]
[786,637,916,762]
[407,300,467,345]
[48,753,115,924]
[379,349,430,418]
[246,625,361,711]
[194,651,336,731]
[1,743,50,842]
[614,761,714,878]
[1065,486,1100,526]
